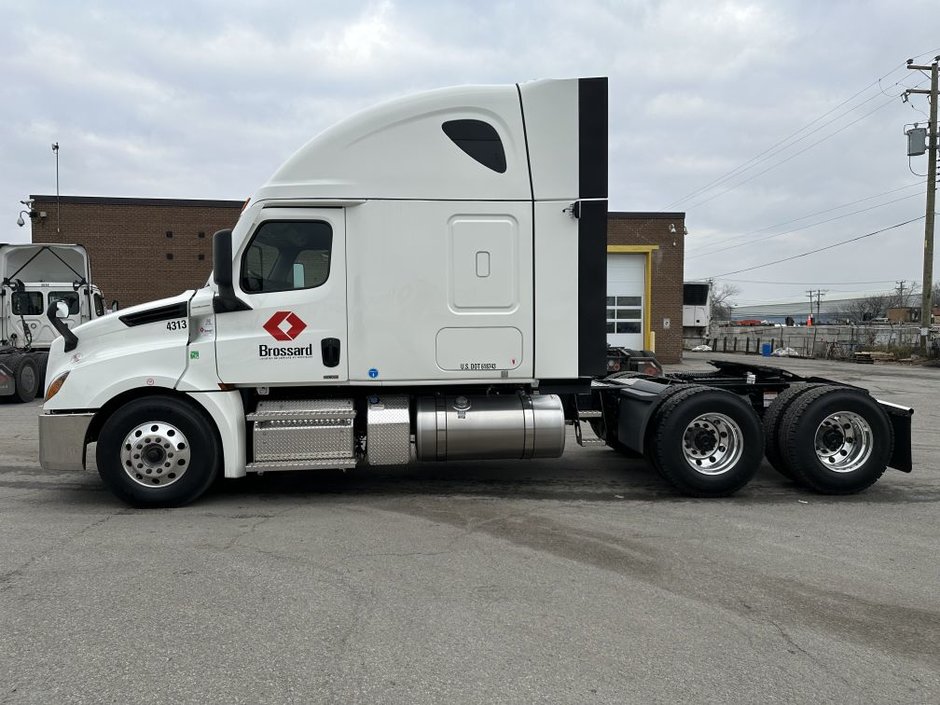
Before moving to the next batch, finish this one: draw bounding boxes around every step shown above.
[574,419,606,446]
[247,399,355,422]
[246,458,357,473]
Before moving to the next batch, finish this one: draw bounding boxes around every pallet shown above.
[853,351,895,364]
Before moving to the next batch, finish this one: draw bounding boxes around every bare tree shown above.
[887,282,920,310]
[842,294,889,323]
[709,281,740,322]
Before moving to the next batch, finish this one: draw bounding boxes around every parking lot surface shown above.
[2,353,939,704]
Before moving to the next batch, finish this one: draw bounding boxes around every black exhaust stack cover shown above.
[577,77,608,377]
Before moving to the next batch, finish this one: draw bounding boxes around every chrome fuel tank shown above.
[415,393,565,461]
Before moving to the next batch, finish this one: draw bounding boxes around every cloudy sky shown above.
[1,0,937,308]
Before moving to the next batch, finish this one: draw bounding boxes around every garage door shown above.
[607,254,645,349]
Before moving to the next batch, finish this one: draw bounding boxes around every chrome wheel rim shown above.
[814,411,872,473]
[681,413,743,476]
[120,421,191,488]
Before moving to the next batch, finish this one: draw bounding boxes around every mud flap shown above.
[879,400,913,472]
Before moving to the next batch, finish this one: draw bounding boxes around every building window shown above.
[240,220,332,293]
[442,119,507,173]
[166,253,174,260]
[166,231,173,238]
[197,254,205,261]
[607,296,643,336]
[198,231,206,239]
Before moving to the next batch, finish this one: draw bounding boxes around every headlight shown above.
[45,371,70,401]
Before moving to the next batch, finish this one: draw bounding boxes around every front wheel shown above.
[96,395,220,507]
[646,387,764,497]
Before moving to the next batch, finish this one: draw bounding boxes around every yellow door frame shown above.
[606,245,659,350]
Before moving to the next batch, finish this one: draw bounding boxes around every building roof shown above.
[30,195,245,208]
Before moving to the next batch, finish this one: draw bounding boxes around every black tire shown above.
[96,395,221,507]
[12,355,39,403]
[643,385,701,473]
[646,386,764,497]
[762,382,825,481]
[33,351,49,392]
[778,386,893,494]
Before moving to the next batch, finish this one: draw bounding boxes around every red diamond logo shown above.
[263,311,307,341]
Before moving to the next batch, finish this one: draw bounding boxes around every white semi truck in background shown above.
[1,243,106,402]
[37,77,913,507]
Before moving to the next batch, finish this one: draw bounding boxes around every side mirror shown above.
[212,229,251,313]
[46,301,78,352]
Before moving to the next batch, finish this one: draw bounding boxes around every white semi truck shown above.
[1,243,106,402]
[38,77,913,507]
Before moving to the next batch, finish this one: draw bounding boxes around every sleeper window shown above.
[442,120,507,173]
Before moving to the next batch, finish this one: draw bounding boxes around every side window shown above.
[11,292,43,315]
[49,291,80,315]
[93,293,105,317]
[442,119,507,173]
[240,220,332,293]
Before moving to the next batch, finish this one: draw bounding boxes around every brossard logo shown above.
[259,311,312,358]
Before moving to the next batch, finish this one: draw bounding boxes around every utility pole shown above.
[806,289,826,323]
[906,57,938,352]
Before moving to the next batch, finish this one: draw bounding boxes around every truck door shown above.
[215,207,348,385]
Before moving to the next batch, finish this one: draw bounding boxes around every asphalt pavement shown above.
[1,353,939,704]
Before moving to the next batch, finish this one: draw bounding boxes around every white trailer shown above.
[0,243,106,401]
[682,280,711,337]
[37,78,913,506]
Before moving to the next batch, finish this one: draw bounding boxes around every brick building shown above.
[28,196,242,308]
[27,195,685,362]
[607,212,685,363]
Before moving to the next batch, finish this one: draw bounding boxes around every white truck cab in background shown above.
[38,77,912,506]
[1,243,106,402]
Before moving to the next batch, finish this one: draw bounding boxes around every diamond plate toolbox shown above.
[250,399,356,462]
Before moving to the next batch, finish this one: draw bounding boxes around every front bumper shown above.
[39,412,94,471]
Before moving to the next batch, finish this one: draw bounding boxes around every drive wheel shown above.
[12,355,39,403]
[647,387,763,497]
[96,395,220,507]
[762,382,825,481]
[779,386,892,494]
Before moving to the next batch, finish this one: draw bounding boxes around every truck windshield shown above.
[49,291,80,315]
[11,292,44,315]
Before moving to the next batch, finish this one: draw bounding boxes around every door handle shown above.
[321,338,341,368]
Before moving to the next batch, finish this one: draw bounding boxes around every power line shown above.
[662,48,940,211]
[682,96,904,212]
[705,216,926,278]
[662,77,899,210]
[662,63,926,210]
[686,181,920,242]
[686,189,925,260]
[724,278,900,285]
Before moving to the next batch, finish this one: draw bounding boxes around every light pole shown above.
[52,142,60,233]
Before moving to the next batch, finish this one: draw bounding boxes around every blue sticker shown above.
[368,368,379,379]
